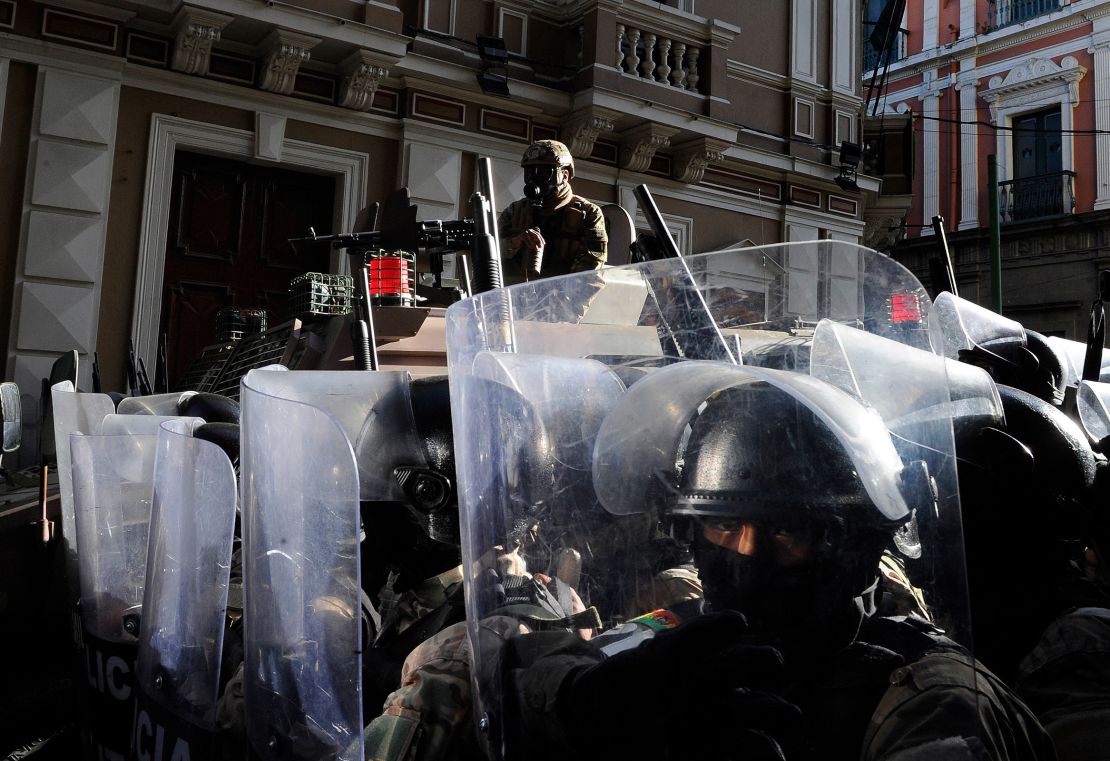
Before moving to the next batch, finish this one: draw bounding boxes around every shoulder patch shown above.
[630,608,683,632]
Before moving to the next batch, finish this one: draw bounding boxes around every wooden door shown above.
[160,151,336,387]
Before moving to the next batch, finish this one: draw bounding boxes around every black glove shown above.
[562,612,803,760]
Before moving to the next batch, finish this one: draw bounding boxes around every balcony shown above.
[989,0,1061,30]
[616,24,705,94]
[998,171,1075,222]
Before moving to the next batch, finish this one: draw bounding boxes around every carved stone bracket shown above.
[260,29,320,95]
[619,123,680,172]
[339,51,389,111]
[671,138,730,184]
[559,110,616,158]
[170,6,233,76]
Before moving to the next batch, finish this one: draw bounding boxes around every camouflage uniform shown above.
[363,568,700,761]
[363,567,467,725]
[497,196,607,283]
[376,566,465,636]
[632,564,701,617]
[1014,606,1110,761]
[364,617,520,761]
[504,611,1055,761]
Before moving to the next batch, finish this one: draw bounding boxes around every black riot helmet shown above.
[593,363,921,646]
[999,384,1099,507]
[675,383,875,518]
[675,382,906,630]
[956,383,1106,679]
[930,292,1067,407]
[956,384,1099,540]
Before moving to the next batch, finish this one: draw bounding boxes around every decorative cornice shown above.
[707,18,742,47]
[726,60,788,89]
[259,29,319,95]
[671,137,731,184]
[170,6,232,76]
[619,122,679,171]
[1090,27,1110,50]
[560,109,616,158]
[979,55,1087,120]
[338,51,388,111]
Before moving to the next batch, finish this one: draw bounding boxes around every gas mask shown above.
[524,165,562,204]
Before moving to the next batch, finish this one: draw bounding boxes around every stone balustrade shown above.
[615,23,703,93]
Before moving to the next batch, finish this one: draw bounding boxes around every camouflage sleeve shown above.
[570,201,607,272]
[364,621,475,761]
[635,566,702,615]
[498,200,529,261]
[1015,607,1110,761]
[364,616,526,761]
[861,651,1056,761]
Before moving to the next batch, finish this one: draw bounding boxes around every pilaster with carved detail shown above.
[956,69,980,230]
[919,71,945,234]
[1092,26,1110,209]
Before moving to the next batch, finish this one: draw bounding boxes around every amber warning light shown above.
[890,292,922,323]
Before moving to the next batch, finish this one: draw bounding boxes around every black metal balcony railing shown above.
[998,171,1075,222]
[863,30,905,72]
[989,0,1060,30]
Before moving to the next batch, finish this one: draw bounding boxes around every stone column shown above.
[957,68,980,230]
[919,73,942,234]
[922,0,939,52]
[1091,25,1110,209]
[960,0,977,39]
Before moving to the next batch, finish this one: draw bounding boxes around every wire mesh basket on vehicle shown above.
[216,307,267,343]
[288,272,353,320]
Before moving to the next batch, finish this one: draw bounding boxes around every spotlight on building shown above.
[834,141,862,192]
[476,35,510,96]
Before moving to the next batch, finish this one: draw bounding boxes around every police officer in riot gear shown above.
[445,240,1057,761]
[498,365,1054,761]
[955,381,1110,760]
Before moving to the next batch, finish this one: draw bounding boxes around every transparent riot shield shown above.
[51,381,115,618]
[116,390,196,416]
[446,242,980,760]
[133,417,237,761]
[1078,380,1110,445]
[70,429,160,760]
[809,319,1003,642]
[244,368,421,501]
[929,291,1027,361]
[240,369,365,761]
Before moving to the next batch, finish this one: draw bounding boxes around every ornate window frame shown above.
[979,56,1086,180]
